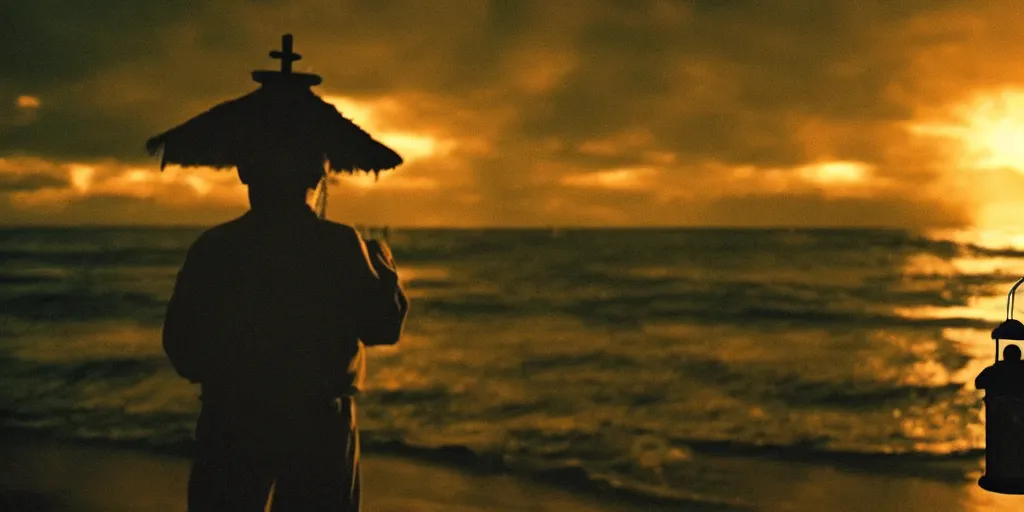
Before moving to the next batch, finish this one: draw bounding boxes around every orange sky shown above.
[2,1,1024,227]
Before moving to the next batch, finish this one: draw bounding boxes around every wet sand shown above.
[0,439,680,512]
[2,439,1024,511]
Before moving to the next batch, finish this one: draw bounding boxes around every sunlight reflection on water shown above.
[11,322,164,362]
[962,480,1024,512]
[8,227,1024,509]
[902,252,1024,277]
[923,231,1024,510]
[928,228,1024,253]
[896,248,1017,325]
[893,297,1007,324]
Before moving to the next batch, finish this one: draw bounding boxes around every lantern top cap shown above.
[994,319,1024,340]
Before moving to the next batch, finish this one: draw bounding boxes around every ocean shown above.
[0,226,1014,509]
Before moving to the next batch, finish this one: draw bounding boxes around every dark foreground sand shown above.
[0,439,687,512]
[2,439,1024,512]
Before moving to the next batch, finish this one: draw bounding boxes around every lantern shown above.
[978,276,1024,494]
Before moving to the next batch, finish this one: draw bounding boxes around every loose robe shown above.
[163,205,408,511]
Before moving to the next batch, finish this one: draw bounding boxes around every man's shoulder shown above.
[319,220,358,234]
[317,220,361,245]
[316,222,372,268]
[189,216,249,251]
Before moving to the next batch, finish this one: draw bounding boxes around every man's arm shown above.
[347,231,409,346]
[162,237,213,382]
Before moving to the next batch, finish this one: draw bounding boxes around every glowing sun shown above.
[916,89,1024,172]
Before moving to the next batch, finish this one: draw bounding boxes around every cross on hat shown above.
[270,34,302,74]
[251,33,322,86]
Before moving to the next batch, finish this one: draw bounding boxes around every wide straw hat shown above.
[146,34,402,186]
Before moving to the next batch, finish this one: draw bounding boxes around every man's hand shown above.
[358,238,407,345]
[364,239,398,282]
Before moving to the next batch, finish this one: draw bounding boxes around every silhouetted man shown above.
[163,158,408,511]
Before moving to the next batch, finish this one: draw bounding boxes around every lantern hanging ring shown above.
[1008,277,1024,321]
[992,277,1024,362]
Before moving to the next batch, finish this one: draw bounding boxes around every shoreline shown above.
[3,432,1024,511]
[0,435,700,512]
[0,428,737,510]
[2,430,1024,509]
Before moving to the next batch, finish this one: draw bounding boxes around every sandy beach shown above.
[0,438,691,512]
[2,437,1024,511]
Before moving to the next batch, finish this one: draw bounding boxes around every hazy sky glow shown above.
[2,0,1024,227]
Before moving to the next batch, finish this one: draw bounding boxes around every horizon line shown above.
[0,224,950,231]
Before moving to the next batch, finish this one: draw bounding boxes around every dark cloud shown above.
[3,0,958,162]
[515,0,977,169]
[0,171,67,192]
[0,0,1013,225]
[0,1,198,88]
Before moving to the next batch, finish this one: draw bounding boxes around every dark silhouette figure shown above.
[977,344,1024,396]
[163,160,408,511]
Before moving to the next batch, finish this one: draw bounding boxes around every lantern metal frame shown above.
[979,276,1024,494]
